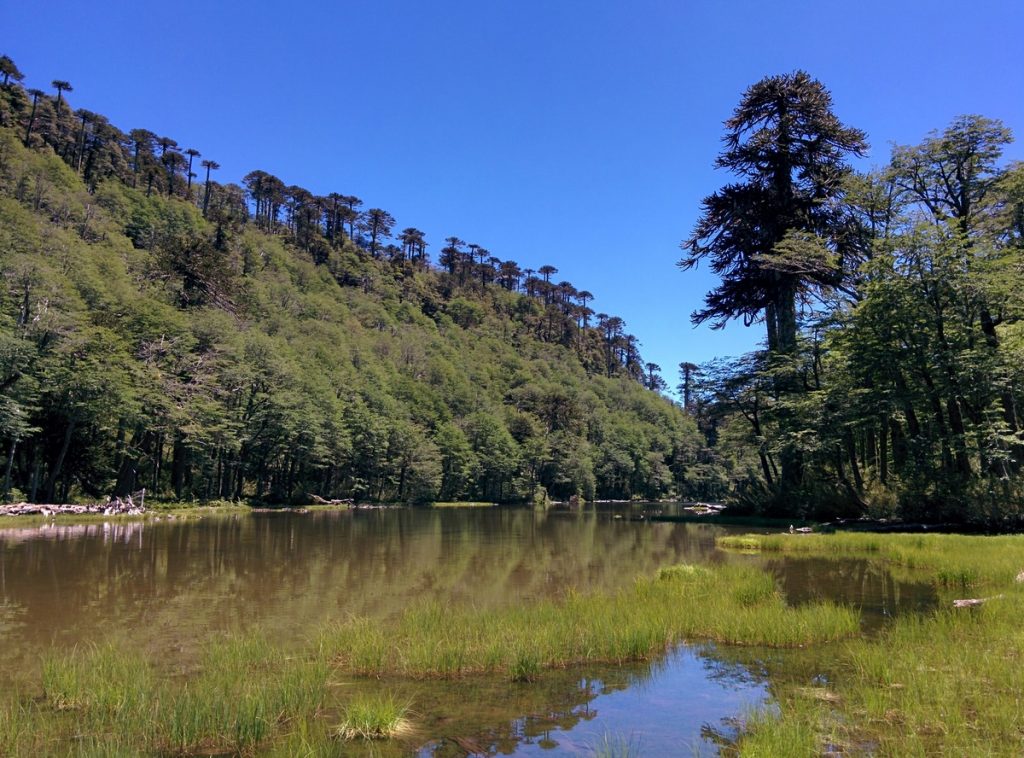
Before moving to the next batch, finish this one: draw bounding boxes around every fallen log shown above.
[953,594,1003,608]
[308,494,355,506]
[0,489,146,517]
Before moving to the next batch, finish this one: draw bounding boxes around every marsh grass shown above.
[21,631,332,756]
[336,692,413,740]
[717,532,1024,588]
[734,534,1024,756]
[321,564,858,680]
[40,643,154,726]
[589,729,643,757]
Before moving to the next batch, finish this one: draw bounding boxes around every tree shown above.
[200,159,219,217]
[681,71,866,355]
[0,55,24,86]
[680,71,866,492]
[678,362,699,410]
[50,80,72,112]
[128,128,156,186]
[538,264,558,283]
[184,148,201,195]
[645,363,667,392]
[360,209,395,257]
[23,89,44,144]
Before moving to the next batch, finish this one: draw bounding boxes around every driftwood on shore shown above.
[308,494,355,506]
[953,594,1004,608]
[0,489,146,517]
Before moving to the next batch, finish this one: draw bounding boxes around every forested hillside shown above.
[0,59,713,505]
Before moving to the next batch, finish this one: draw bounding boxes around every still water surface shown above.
[0,506,935,754]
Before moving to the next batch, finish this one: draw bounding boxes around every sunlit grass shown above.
[588,729,644,757]
[717,532,1024,588]
[429,501,498,508]
[321,564,858,680]
[734,533,1024,756]
[336,692,413,740]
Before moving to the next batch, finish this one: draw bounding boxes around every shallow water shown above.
[0,506,936,754]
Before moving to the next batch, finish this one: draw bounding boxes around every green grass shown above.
[336,692,412,740]
[589,730,644,757]
[717,531,1024,588]
[34,549,1024,755]
[732,532,1024,756]
[320,564,858,680]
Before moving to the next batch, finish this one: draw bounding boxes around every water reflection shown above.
[405,647,770,757]
[769,556,937,630]
[0,509,742,678]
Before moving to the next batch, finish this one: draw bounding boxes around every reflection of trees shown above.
[767,556,937,629]
[0,510,733,678]
[401,648,774,756]
[402,665,637,757]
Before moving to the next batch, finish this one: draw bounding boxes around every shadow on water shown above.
[0,505,937,753]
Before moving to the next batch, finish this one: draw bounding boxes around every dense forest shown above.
[0,56,717,506]
[682,71,1024,525]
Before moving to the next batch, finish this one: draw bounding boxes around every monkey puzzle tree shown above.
[681,71,866,354]
[0,55,24,86]
[680,71,866,492]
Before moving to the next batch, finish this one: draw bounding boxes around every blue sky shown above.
[6,0,1023,394]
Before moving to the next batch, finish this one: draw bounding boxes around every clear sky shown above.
[5,0,1023,394]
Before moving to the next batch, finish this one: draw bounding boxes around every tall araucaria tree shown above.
[0,55,24,86]
[200,159,219,217]
[680,70,866,355]
[51,80,72,112]
[680,70,866,490]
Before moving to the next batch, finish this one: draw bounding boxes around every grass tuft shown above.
[336,692,412,740]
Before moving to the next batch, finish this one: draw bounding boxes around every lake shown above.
[0,505,935,755]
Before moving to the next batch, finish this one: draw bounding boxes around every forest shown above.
[1,56,1023,525]
[0,56,713,507]
[682,71,1024,525]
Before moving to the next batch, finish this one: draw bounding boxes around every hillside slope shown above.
[0,123,713,504]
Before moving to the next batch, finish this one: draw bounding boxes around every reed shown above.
[589,730,644,758]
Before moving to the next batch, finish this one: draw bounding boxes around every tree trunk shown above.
[44,418,75,502]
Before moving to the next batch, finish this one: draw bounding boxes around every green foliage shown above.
[320,564,858,681]
[0,120,704,505]
[688,107,1024,523]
